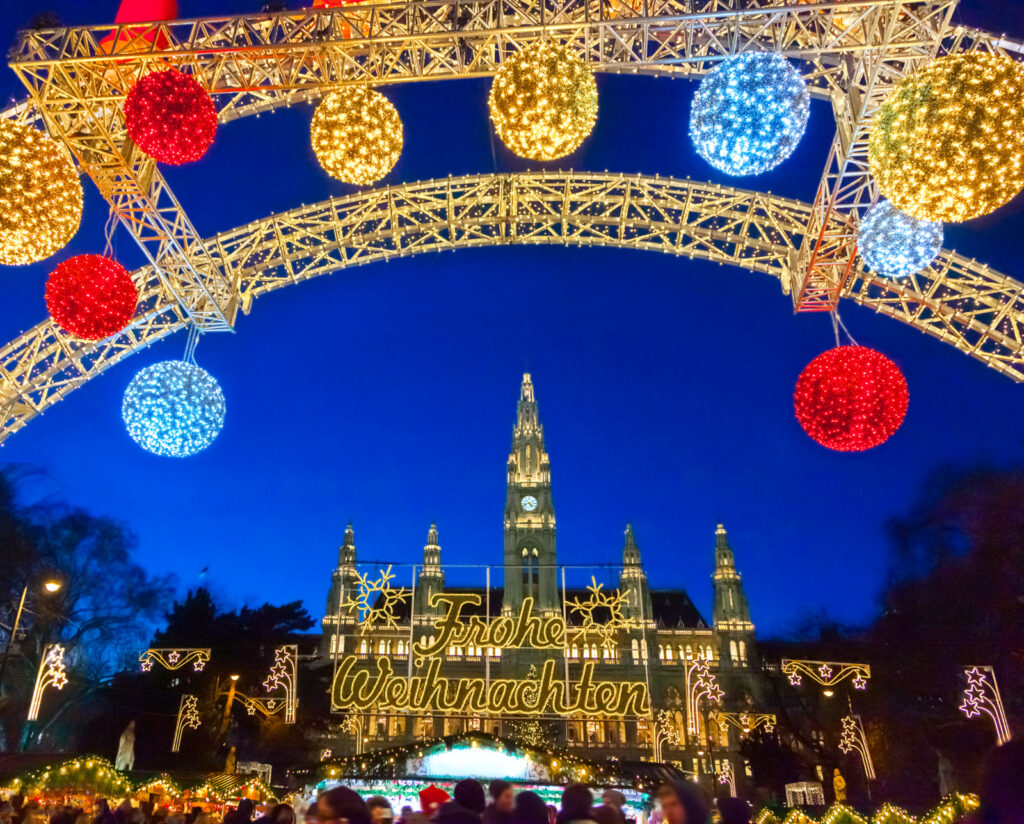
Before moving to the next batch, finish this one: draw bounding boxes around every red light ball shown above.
[46,254,138,340]
[794,345,908,452]
[124,69,217,164]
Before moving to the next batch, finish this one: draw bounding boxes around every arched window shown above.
[378,639,387,655]
[359,639,368,655]
[686,644,693,660]
[665,646,674,661]
[658,645,665,661]
[591,644,599,660]
[631,639,640,663]
[571,643,579,661]
[730,639,738,664]
[739,640,747,664]
[706,645,714,661]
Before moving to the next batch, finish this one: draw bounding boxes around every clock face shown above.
[521,495,538,512]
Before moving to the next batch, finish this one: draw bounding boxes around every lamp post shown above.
[0,576,62,694]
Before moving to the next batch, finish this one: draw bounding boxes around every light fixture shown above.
[823,689,834,697]
[43,580,62,594]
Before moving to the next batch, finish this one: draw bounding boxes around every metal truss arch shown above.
[2,172,1021,446]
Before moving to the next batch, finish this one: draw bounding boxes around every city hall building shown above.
[318,375,761,774]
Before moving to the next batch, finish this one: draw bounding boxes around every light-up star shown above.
[959,698,981,719]
[193,659,206,672]
[51,671,68,689]
[140,658,154,672]
[852,673,867,690]
[167,650,181,664]
[965,667,987,688]
[246,705,256,715]
[818,663,833,680]
[787,671,802,686]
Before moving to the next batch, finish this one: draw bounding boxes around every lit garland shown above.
[857,200,943,279]
[122,360,226,457]
[124,69,218,165]
[690,52,810,176]
[869,53,1024,222]
[45,254,138,340]
[0,120,83,266]
[756,796,978,824]
[310,87,403,186]
[793,346,908,452]
[488,41,598,161]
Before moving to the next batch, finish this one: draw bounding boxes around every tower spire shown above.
[416,523,445,616]
[712,524,755,669]
[620,523,652,621]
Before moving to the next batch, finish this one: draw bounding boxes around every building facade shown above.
[319,375,761,774]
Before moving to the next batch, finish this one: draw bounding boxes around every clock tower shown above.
[504,373,559,615]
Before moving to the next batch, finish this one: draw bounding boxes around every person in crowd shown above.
[366,800,393,824]
[980,736,1024,824]
[483,782,514,824]
[225,801,256,824]
[93,801,116,824]
[193,813,212,824]
[398,809,414,824]
[656,782,708,824]
[598,794,625,824]
[508,793,546,824]
[453,781,486,817]
[417,788,449,822]
[556,786,595,824]
[589,808,619,824]
[317,788,370,824]
[716,799,750,824]
[1,803,14,824]
[302,804,318,824]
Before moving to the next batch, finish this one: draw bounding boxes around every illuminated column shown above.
[959,666,1011,745]
[27,644,67,721]
[172,694,201,752]
[839,714,876,780]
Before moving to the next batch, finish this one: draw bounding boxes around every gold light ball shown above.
[489,41,598,161]
[869,53,1024,223]
[0,120,83,266]
[310,87,403,186]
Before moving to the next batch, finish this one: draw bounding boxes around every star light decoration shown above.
[794,346,909,452]
[488,40,599,161]
[28,644,67,721]
[45,255,138,340]
[124,69,218,165]
[122,360,226,457]
[959,666,1011,744]
[858,200,943,279]
[690,52,810,176]
[869,53,1024,222]
[310,87,403,186]
[0,120,83,266]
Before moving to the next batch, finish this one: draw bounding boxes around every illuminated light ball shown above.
[45,254,138,340]
[124,68,217,164]
[310,87,403,186]
[857,199,943,279]
[794,346,908,452]
[0,120,83,266]
[122,360,226,457]
[488,41,599,162]
[690,52,810,176]
[869,53,1024,222]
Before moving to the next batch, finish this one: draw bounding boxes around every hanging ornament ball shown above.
[690,52,810,176]
[310,87,403,186]
[0,120,83,266]
[124,68,217,165]
[122,360,226,457]
[45,254,138,340]
[869,53,1024,223]
[488,41,599,162]
[794,346,908,452]
[857,199,943,279]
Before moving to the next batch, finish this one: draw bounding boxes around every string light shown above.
[45,254,138,340]
[690,52,810,176]
[869,53,1024,222]
[488,41,598,161]
[311,87,403,185]
[122,360,226,457]
[793,346,908,452]
[857,200,942,279]
[0,120,83,266]
[124,68,218,165]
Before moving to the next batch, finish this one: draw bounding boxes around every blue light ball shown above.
[122,360,226,457]
[857,199,943,278]
[690,52,810,176]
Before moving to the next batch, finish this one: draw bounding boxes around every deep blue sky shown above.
[1,0,1021,637]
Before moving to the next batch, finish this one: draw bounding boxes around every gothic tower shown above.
[711,524,757,674]
[414,523,445,619]
[504,374,558,614]
[320,522,361,657]
[619,524,654,623]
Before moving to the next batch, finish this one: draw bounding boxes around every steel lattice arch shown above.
[0,0,1023,442]
[1,171,1022,442]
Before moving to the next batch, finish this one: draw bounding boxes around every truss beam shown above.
[0,172,1021,445]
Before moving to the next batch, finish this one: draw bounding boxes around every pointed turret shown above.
[712,524,755,669]
[320,522,361,658]
[339,522,357,567]
[620,524,653,622]
[415,523,445,617]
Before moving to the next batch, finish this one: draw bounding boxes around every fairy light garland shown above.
[690,52,810,176]
[124,69,218,165]
[0,120,83,266]
[488,41,598,162]
[122,360,226,457]
[869,53,1024,222]
[793,346,908,452]
[311,87,403,186]
[756,798,977,824]
[45,254,138,340]
[857,200,943,279]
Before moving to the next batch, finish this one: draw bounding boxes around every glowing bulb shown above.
[311,87,403,186]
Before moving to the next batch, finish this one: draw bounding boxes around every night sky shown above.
[1,0,1022,637]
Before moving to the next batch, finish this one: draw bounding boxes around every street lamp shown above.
[0,575,63,692]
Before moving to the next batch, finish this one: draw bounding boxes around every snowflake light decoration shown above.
[122,360,226,457]
[567,577,636,649]
[858,199,943,279]
[690,52,810,176]
[347,566,411,633]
